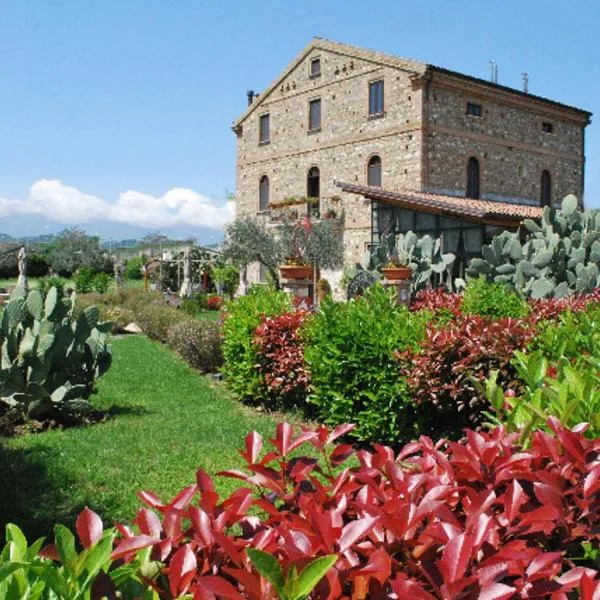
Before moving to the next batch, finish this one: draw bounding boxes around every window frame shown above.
[542,121,554,134]
[307,166,320,216]
[367,155,382,187]
[308,98,321,132]
[368,79,385,116]
[540,170,551,207]
[259,113,270,145]
[466,157,480,199]
[466,102,482,117]
[309,57,321,79]
[258,175,270,212]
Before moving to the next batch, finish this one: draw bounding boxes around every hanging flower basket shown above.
[381,266,412,280]
[280,265,314,280]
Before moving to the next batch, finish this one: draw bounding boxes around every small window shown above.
[309,98,321,131]
[466,157,480,199]
[540,170,551,207]
[259,175,269,211]
[466,102,482,117]
[307,167,320,215]
[542,122,554,134]
[259,114,270,143]
[369,80,384,115]
[310,57,321,78]
[367,155,382,187]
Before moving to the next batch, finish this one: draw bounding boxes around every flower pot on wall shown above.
[279,265,314,280]
[381,266,412,280]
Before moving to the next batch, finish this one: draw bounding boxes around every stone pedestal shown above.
[280,278,313,298]
[382,279,412,305]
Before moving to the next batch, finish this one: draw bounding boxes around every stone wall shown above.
[233,41,590,293]
[424,78,586,206]
[235,46,426,292]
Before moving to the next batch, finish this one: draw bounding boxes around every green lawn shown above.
[0,335,280,542]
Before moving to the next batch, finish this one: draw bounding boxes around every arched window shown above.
[259,175,269,211]
[367,155,382,187]
[540,170,551,207]
[307,167,320,215]
[466,157,480,199]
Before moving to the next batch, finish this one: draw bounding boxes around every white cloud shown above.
[0,179,235,229]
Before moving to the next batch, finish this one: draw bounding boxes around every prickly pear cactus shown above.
[364,231,455,291]
[467,195,600,298]
[0,286,112,422]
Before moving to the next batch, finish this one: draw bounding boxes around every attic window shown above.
[542,122,554,134]
[466,102,482,117]
[259,114,270,144]
[310,58,321,78]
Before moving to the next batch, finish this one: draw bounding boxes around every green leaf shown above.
[295,555,337,599]
[53,525,77,573]
[0,561,28,585]
[247,548,285,591]
[5,524,28,561]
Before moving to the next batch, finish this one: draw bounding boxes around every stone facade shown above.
[233,39,591,291]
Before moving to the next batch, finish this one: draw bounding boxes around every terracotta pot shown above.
[280,265,314,280]
[381,266,412,280]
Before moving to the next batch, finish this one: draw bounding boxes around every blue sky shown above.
[0,0,598,242]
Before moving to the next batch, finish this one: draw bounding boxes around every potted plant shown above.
[381,255,412,281]
[279,217,314,280]
[379,234,413,281]
[279,216,343,288]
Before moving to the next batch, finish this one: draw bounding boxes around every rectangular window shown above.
[310,57,321,78]
[259,114,269,143]
[542,121,554,133]
[309,98,321,131]
[466,102,482,117]
[369,80,384,115]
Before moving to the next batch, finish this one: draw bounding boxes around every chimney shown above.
[246,90,255,106]
[521,72,529,93]
[488,60,499,83]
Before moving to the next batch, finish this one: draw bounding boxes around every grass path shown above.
[0,335,279,541]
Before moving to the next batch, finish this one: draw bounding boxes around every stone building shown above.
[232,38,591,291]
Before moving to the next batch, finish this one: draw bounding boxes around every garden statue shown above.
[114,258,125,290]
[16,246,28,292]
[179,247,192,297]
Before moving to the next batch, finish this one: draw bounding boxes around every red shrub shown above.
[253,310,311,404]
[207,295,224,311]
[92,420,599,598]
[528,289,600,322]
[292,294,314,311]
[398,315,537,435]
[411,288,463,316]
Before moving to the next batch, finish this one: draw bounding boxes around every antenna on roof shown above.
[521,72,529,93]
[489,60,498,84]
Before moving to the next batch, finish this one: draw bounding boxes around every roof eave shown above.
[427,65,592,123]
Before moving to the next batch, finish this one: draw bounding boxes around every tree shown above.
[222,217,344,296]
[221,218,285,290]
[47,228,112,276]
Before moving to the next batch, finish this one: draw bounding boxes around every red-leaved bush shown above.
[59,420,600,599]
[207,295,224,311]
[398,315,538,436]
[411,288,463,316]
[528,289,600,323]
[253,310,311,406]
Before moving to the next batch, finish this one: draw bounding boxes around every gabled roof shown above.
[337,181,544,227]
[233,38,591,130]
[232,38,426,130]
